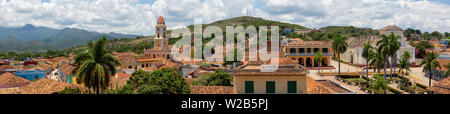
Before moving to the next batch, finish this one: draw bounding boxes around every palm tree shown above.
[72,36,121,94]
[370,74,390,94]
[362,40,374,79]
[398,57,411,85]
[332,35,348,77]
[421,52,440,87]
[314,51,324,74]
[388,33,401,80]
[370,49,385,75]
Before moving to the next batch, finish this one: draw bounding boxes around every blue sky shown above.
[0,0,449,35]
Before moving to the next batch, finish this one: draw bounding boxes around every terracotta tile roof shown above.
[0,72,30,88]
[346,36,381,48]
[306,76,335,94]
[429,77,450,94]
[109,77,129,89]
[113,52,138,56]
[380,25,403,31]
[15,78,87,94]
[189,85,233,94]
[116,73,131,78]
[60,64,74,76]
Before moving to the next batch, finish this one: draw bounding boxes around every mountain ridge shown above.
[0,24,138,52]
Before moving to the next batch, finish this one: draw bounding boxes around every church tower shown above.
[154,16,168,50]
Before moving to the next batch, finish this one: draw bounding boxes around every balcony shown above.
[285,52,333,56]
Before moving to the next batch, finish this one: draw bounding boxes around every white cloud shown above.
[0,0,448,36]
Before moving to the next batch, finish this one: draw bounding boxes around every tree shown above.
[314,51,324,73]
[362,41,374,79]
[332,35,348,77]
[421,52,441,87]
[422,32,430,40]
[127,69,151,88]
[398,51,411,84]
[445,32,449,37]
[377,34,392,83]
[388,33,401,81]
[206,70,233,86]
[370,49,385,75]
[443,63,450,78]
[370,74,390,94]
[193,69,233,86]
[431,31,443,40]
[137,84,163,94]
[72,36,121,94]
[149,68,191,94]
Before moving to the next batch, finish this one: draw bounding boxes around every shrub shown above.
[54,87,88,94]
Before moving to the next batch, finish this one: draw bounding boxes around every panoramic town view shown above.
[0,0,449,95]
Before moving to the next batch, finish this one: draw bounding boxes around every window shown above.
[290,48,296,53]
[314,48,319,53]
[299,48,305,53]
[266,81,275,93]
[287,81,297,93]
[307,48,311,53]
[245,81,254,93]
[322,48,328,53]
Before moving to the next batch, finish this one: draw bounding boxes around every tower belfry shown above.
[154,16,168,50]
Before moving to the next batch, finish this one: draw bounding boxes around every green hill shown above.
[319,26,379,37]
[185,16,309,32]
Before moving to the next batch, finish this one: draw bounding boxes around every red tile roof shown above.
[157,16,165,23]
[189,85,233,94]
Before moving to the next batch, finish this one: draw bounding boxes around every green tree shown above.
[127,69,151,88]
[72,36,121,94]
[137,84,163,94]
[421,52,441,87]
[331,35,348,77]
[398,51,411,84]
[443,63,450,78]
[388,33,401,80]
[377,33,399,82]
[206,70,233,86]
[431,31,443,39]
[362,41,374,79]
[370,74,390,94]
[314,51,324,73]
[370,49,385,75]
[149,68,191,94]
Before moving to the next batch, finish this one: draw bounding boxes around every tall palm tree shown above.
[398,57,411,85]
[332,35,348,77]
[388,33,401,80]
[377,34,393,82]
[370,49,385,75]
[362,41,374,79]
[314,51,324,73]
[421,52,440,87]
[72,36,121,94]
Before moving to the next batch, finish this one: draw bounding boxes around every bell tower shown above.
[154,16,168,50]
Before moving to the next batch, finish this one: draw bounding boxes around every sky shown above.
[0,0,449,36]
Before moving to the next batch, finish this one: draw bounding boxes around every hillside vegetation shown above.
[319,26,379,37]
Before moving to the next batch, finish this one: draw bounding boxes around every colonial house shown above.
[233,58,307,94]
[283,39,333,67]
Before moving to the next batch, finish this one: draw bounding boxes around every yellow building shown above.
[233,58,307,94]
[284,39,333,67]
